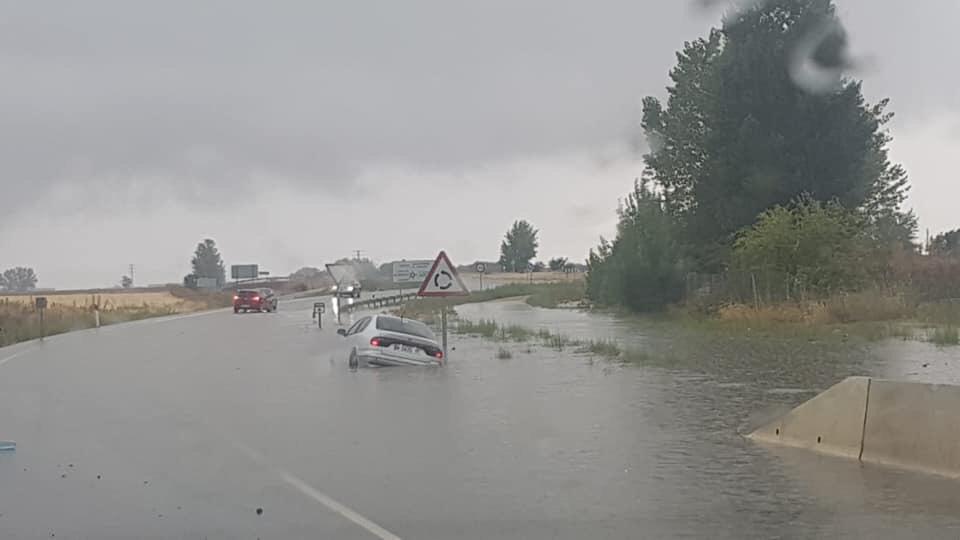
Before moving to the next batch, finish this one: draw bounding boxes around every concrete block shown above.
[861,379,960,478]
[748,376,870,459]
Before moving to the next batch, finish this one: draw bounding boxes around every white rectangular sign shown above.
[231,264,259,280]
[393,260,433,283]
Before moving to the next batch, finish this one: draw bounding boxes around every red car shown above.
[233,288,278,313]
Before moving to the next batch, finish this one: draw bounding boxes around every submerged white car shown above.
[337,314,443,368]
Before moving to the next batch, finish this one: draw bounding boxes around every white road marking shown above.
[0,348,32,368]
[233,442,403,540]
[280,471,403,540]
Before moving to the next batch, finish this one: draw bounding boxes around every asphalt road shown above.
[6,294,960,539]
[1,294,633,540]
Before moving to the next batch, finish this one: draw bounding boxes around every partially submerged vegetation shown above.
[455,317,623,360]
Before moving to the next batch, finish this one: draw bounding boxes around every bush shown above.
[732,198,874,297]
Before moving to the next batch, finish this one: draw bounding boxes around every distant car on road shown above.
[233,288,278,313]
[337,314,443,368]
[335,281,362,299]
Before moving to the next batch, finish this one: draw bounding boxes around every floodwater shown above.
[4,296,960,538]
[454,299,960,538]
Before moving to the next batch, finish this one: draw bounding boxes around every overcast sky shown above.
[1,0,958,289]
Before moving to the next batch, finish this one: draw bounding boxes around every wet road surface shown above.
[2,297,960,538]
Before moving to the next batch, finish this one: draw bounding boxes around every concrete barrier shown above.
[748,377,870,459]
[750,377,960,478]
[861,380,960,478]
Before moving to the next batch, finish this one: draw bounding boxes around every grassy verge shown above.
[676,291,960,346]
[0,292,232,348]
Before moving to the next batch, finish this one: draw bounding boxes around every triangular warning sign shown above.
[418,251,470,297]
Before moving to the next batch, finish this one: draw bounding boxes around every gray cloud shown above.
[1,0,958,287]
[0,1,717,219]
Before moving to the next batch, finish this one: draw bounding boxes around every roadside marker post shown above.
[35,297,47,340]
[313,302,325,329]
[418,251,470,363]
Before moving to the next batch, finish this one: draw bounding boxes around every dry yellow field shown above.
[0,290,206,312]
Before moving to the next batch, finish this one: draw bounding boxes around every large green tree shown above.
[586,180,687,311]
[499,220,539,272]
[190,239,226,286]
[641,0,912,271]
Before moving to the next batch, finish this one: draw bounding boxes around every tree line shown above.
[586,0,936,312]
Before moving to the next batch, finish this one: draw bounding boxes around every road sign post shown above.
[418,251,470,364]
[313,302,325,329]
[441,306,448,360]
[476,262,486,290]
[35,297,47,340]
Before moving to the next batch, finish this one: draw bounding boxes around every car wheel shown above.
[348,350,359,369]
[233,308,239,314]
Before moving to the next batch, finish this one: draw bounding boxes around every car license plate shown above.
[393,344,416,354]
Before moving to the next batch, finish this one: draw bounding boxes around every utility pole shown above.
[353,250,363,262]
[129,264,135,286]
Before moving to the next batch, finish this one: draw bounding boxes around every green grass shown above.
[523,281,586,308]
[577,339,622,358]
[453,316,628,361]
[500,324,534,341]
[456,319,499,338]
[930,326,960,346]
[917,302,960,326]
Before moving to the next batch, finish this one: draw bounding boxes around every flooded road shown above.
[3,296,960,538]
[456,299,960,538]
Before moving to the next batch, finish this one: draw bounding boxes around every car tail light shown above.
[252,296,260,301]
[233,295,239,300]
[370,338,382,347]
[434,350,444,360]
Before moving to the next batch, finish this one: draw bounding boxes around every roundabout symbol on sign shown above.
[434,270,453,290]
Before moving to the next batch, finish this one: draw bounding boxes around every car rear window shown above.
[375,317,435,339]
[238,290,259,297]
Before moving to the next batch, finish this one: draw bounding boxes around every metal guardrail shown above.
[342,293,418,313]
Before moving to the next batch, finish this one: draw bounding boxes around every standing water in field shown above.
[446,299,960,538]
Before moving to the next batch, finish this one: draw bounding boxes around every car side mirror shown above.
[337,328,347,336]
